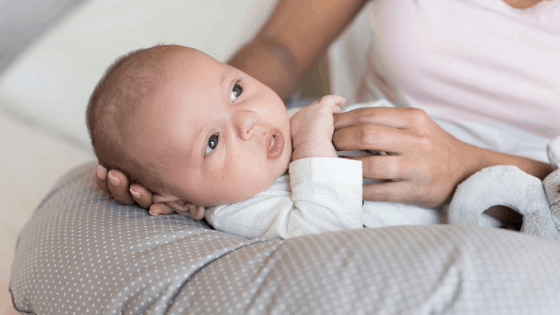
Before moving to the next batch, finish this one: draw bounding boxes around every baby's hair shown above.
[87,44,181,194]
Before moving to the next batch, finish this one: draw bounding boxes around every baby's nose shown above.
[235,110,258,140]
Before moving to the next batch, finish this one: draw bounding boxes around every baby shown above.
[87,44,437,239]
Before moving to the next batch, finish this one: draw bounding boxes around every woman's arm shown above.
[228,0,367,99]
[333,107,554,208]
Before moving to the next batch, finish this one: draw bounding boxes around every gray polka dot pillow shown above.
[10,162,560,314]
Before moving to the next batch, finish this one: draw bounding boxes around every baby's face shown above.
[130,47,292,207]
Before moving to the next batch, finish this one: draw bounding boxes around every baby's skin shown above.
[290,95,344,161]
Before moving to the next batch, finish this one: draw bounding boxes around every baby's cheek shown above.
[224,165,270,201]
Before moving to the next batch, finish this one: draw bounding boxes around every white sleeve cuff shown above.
[289,157,362,186]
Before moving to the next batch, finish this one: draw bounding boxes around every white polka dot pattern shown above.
[9,163,560,314]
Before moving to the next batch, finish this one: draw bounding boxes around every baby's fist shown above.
[290,95,345,160]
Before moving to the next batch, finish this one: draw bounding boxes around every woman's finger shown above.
[332,123,418,153]
[95,165,110,195]
[340,155,406,180]
[363,180,446,208]
[334,106,417,130]
[149,203,175,216]
[130,184,153,209]
[107,170,135,205]
[362,181,419,205]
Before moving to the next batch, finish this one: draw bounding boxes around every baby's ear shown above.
[153,194,206,220]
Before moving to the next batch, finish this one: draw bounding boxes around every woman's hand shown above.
[333,107,476,208]
[94,166,174,215]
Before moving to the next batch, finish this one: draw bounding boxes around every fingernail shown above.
[97,165,107,180]
[108,172,120,186]
[130,188,141,198]
[149,210,159,216]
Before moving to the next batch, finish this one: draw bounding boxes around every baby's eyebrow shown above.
[192,124,205,158]
[220,68,229,89]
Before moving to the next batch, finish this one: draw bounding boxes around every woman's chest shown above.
[367,0,560,108]
[364,0,560,136]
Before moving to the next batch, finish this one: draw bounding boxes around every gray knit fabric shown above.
[10,162,560,314]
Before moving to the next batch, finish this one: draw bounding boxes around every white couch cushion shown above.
[0,110,93,282]
[0,0,278,148]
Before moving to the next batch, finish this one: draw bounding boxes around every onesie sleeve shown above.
[286,157,363,236]
[205,157,363,239]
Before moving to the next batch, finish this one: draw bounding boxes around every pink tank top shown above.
[362,0,560,137]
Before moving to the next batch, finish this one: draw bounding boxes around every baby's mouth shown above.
[267,130,284,159]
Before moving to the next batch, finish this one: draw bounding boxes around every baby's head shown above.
[87,45,292,214]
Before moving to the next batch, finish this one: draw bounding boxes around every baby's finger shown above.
[130,184,153,209]
[320,95,346,106]
[149,203,175,216]
[107,170,135,205]
[332,106,343,114]
[95,165,110,195]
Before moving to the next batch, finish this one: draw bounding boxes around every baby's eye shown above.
[230,83,243,102]
[205,133,219,155]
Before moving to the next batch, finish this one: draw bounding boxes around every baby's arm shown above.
[206,158,363,239]
[290,95,345,160]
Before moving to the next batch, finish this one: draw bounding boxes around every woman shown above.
[96,0,558,214]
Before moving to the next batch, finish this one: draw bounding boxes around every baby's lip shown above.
[267,130,284,159]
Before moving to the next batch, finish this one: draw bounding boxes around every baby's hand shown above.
[290,95,345,160]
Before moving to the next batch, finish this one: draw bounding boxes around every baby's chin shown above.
[268,154,290,184]
[224,172,286,205]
